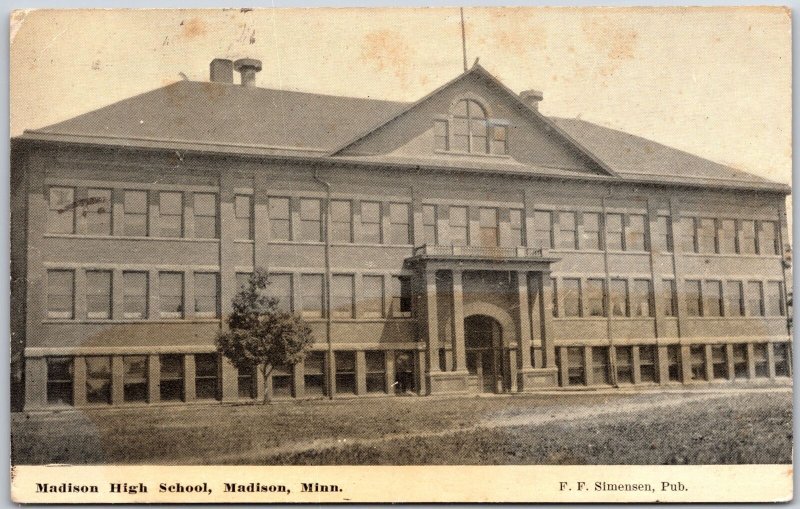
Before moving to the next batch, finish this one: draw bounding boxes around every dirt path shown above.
[176,387,791,465]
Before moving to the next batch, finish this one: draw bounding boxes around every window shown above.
[766,281,785,316]
[626,214,647,251]
[123,355,148,402]
[423,205,437,245]
[451,99,488,154]
[561,278,581,317]
[394,351,416,394]
[662,279,677,317]
[238,366,255,399]
[711,345,728,379]
[609,279,629,317]
[300,198,322,242]
[331,275,354,318]
[234,195,252,240]
[271,364,292,398]
[388,203,410,244]
[704,280,723,317]
[366,351,386,393]
[331,200,353,243]
[557,212,577,250]
[47,357,73,405]
[194,273,218,318]
[86,270,112,319]
[639,346,657,382]
[652,215,672,252]
[266,274,292,313]
[47,269,74,319]
[581,212,601,250]
[697,218,716,254]
[591,347,610,385]
[746,281,764,317]
[123,190,148,236]
[335,351,356,394]
[690,345,707,381]
[759,221,778,255]
[86,188,112,235]
[304,352,326,396]
[85,356,111,404]
[390,276,412,318]
[449,206,469,246]
[739,220,756,254]
[491,122,508,155]
[159,272,184,318]
[726,281,744,317]
[361,201,382,244]
[606,213,624,251]
[615,346,633,384]
[632,279,653,317]
[434,119,448,151]
[732,344,748,379]
[158,191,183,238]
[774,343,791,377]
[159,354,184,401]
[123,271,148,319]
[753,344,769,377]
[193,193,217,238]
[479,207,499,247]
[48,187,75,234]
[269,197,291,241]
[195,353,219,400]
[585,278,605,317]
[301,274,324,319]
[677,217,696,253]
[362,275,385,318]
[717,219,737,254]
[534,210,553,249]
[667,345,682,381]
[564,347,585,386]
[509,209,524,247]
[684,280,702,317]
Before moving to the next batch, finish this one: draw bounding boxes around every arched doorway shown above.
[465,315,505,393]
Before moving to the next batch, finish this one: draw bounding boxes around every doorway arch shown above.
[465,315,506,393]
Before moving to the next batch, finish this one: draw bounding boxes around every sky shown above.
[10,7,791,188]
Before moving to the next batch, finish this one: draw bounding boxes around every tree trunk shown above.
[261,364,273,404]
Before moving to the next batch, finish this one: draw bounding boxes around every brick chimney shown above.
[210,58,234,84]
[233,58,262,87]
[520,89,544,110]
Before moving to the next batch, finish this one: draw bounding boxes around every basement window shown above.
[638,346,657,383]
[564,347,585,386]
[666,345,682,382]
[753,344,769,378]
[335,352,356,395]
[615,346,633,384]
[365,351,386,393]
[123,355,148,403]
[159,354,184,402]
[774,343,790,377]
[238,366,256,399]
[271,364,292,398]
[394,351,416,394]
[195,353,219,400]
[689,345,707,381]
[46,357,74,406]
[711,345,728,379]
[592,347,610,385]
[304,352,326,397]
[732,344,748,379]
[85,356,112,405]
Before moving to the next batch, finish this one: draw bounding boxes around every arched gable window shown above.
[452,99,488,154]
[434,98,509,156]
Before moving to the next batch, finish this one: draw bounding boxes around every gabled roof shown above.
[20,67,788,194]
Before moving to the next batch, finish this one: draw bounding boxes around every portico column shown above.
[451,269,467,371]
[517,271,533,370]
[541,271,557,368]
[424,268,440,374]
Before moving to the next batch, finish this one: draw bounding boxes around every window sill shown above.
[268,240,414,249]
[682,252,781,259]
[683,315,785,320]
[433,149,512,160]
[42,318,221,324]
[43,233,220,242]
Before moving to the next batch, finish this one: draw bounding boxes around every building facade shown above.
[11,59,792,410]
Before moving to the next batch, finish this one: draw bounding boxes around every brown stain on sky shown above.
[180,17,207,39]
[581,17,639,78]
[487,8,547,54]
[360,30,414,88]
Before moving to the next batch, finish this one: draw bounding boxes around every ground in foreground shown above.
[11,387,791,465]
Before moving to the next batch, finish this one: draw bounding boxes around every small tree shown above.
[217,268,314,403]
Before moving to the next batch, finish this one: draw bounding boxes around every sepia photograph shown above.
[8,5,793,503]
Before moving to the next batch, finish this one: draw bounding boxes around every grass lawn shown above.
[11,388,791,465]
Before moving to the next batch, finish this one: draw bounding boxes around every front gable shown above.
[333,65,615,177]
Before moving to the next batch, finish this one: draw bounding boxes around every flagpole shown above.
[460,7,468,71]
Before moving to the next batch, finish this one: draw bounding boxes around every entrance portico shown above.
[407,245,560,395]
